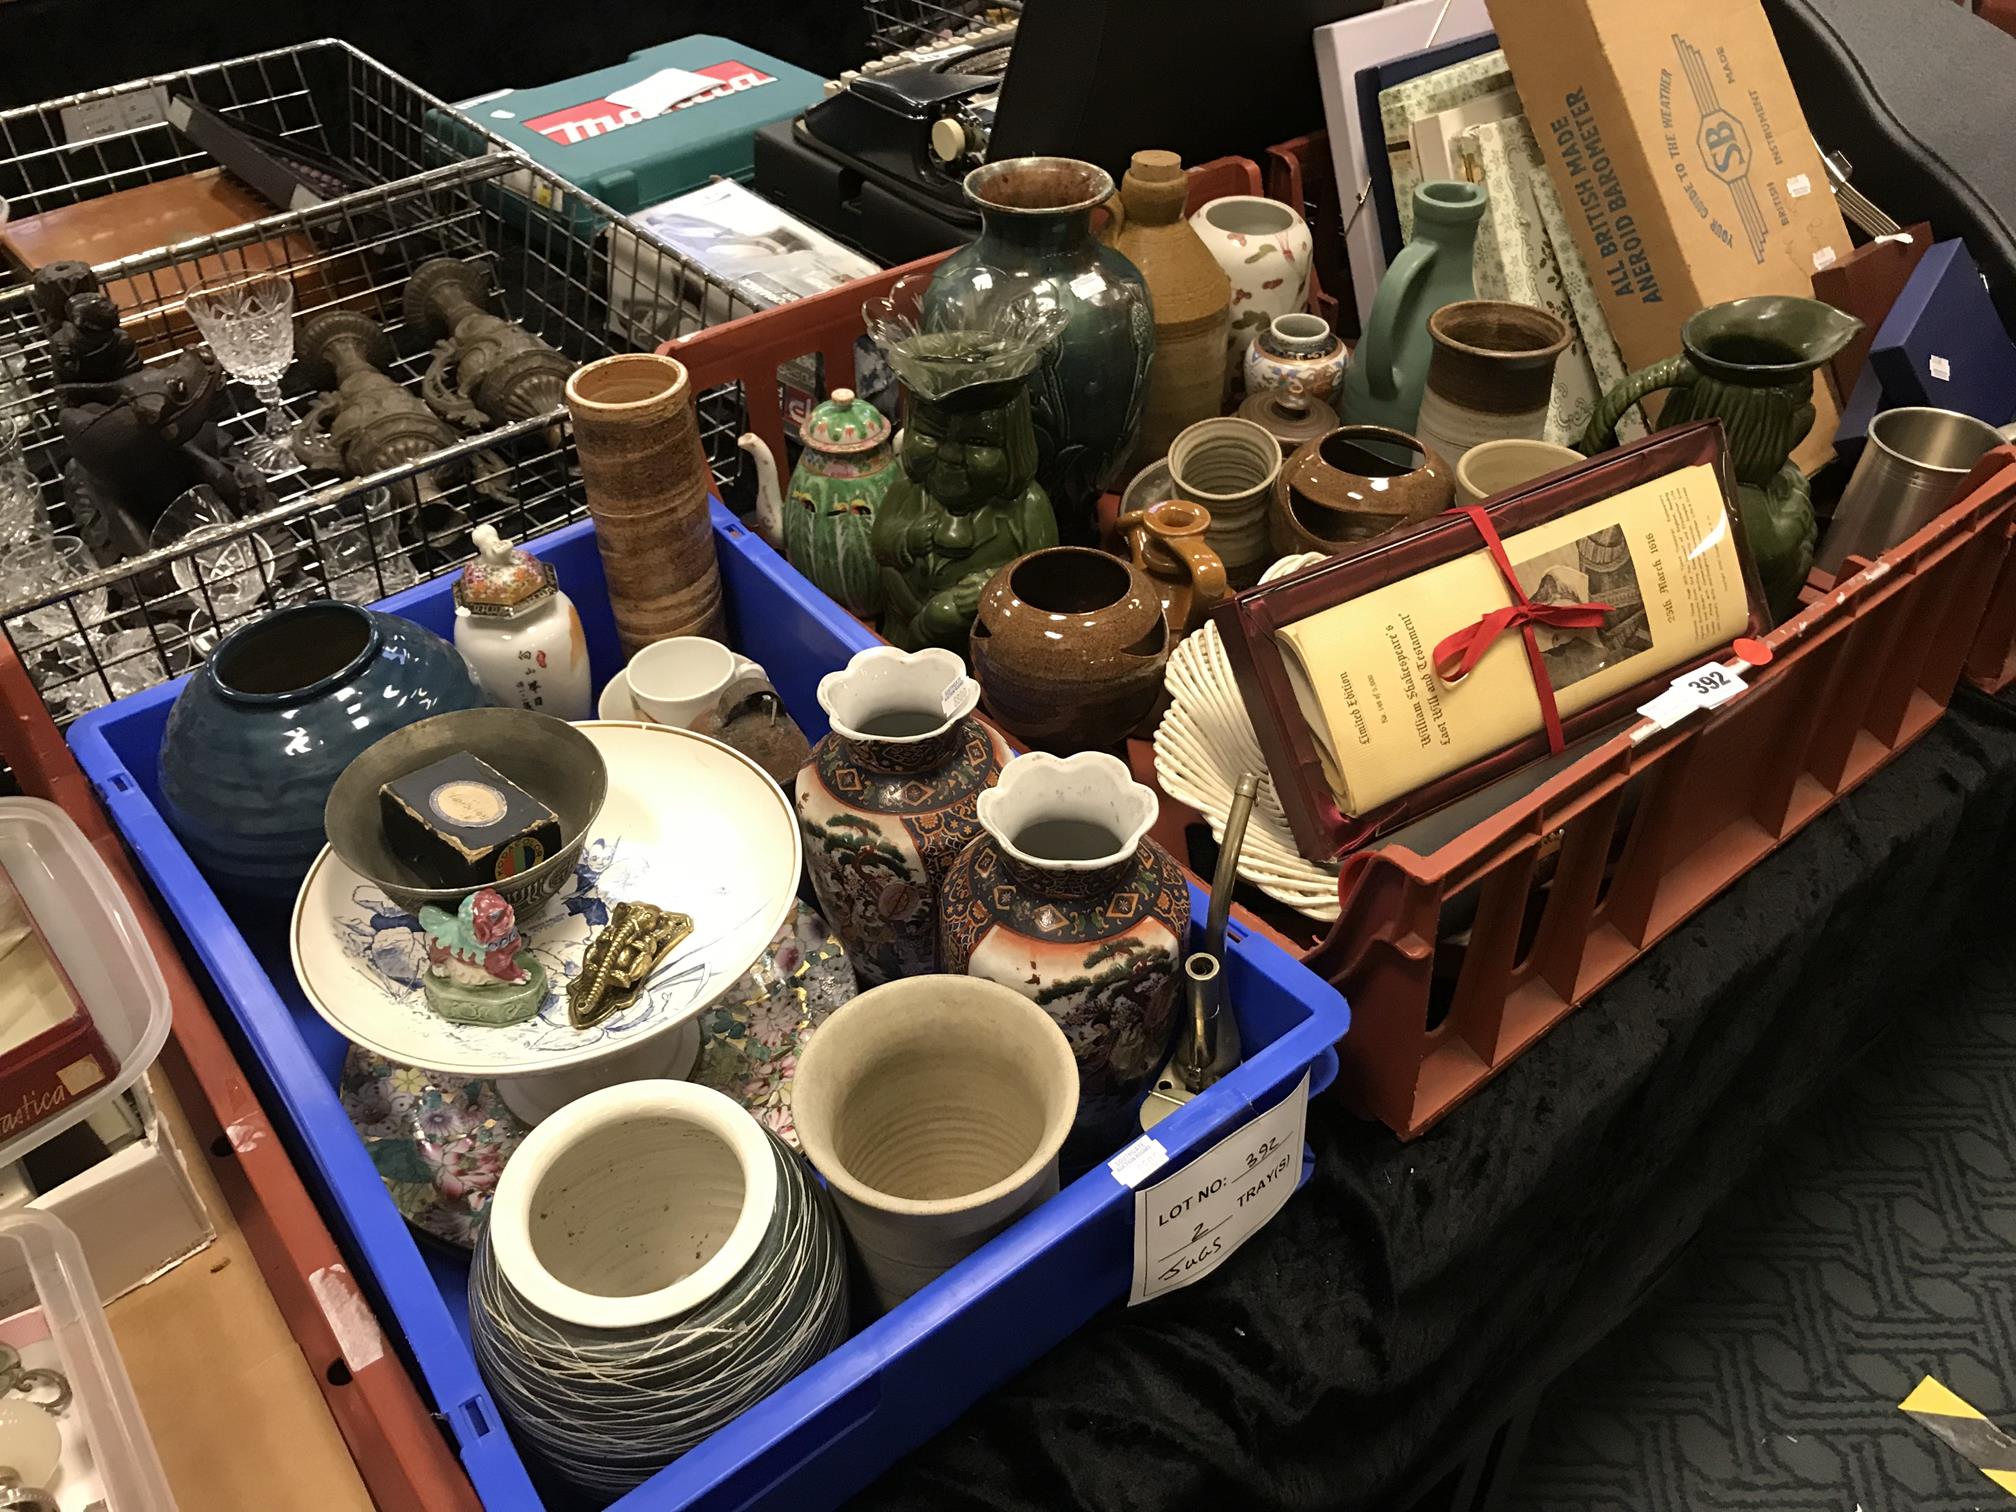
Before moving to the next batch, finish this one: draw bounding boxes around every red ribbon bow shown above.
[1430,505,1613,754]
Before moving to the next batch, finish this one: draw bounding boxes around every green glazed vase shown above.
[743,387,898,617]
[1339,181,1489,433]
[1582,295,1863,620]
[872,350,1060,652]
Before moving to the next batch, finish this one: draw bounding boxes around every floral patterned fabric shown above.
[340,900,858,1250]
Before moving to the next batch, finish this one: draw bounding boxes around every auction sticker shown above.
[1126,1070,1310,1306]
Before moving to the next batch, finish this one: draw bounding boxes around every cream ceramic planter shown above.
[792,974,1078,1310]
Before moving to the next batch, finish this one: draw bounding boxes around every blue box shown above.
[68,509,1348,1511]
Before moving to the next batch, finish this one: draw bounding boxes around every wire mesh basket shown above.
[0,40,514,285]
[0,149,764,725]
[864,0,1024,56]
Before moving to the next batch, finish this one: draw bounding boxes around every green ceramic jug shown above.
[1581,296,1863,620]
[1339,181,1489,433]
[740,388,899,618]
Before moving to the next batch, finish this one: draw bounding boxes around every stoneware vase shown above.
[469,1081,848,1499]
[792,974,1078,1311]
[1341,181,1488,433]
[795,645,1009,986]
[1100,149,1231,470]
[739,386,898,618]
[1166,416,1283,588]
[1414,300,1573,467]
[1188,195,1314,375]
[1455,438,1586,505]
[1272,426,1454,555]
[927,156,1153,546]
[1582,294,1863,619]
[157,600,485,896]
[1117,497,1229,639]
[564,352,725,654]
[939,750,1190,1161]
[1242,313,1350,403]
[969,546,1171,753]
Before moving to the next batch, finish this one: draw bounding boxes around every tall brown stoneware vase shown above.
[565,353,726,654]
[1101,150,1231,469]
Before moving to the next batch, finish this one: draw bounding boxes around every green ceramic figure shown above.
[865,274,1065,651]
[1582,295,1863,619]
[1340,181,1488,433]
[740,388,898,618]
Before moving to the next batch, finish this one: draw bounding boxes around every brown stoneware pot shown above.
[969,547,1171,753]
[1271,425,1453,555]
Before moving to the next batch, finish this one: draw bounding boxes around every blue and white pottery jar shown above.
[157,599,485,895]
[1242,313,1350,403]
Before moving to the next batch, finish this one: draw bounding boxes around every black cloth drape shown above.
[857,686,2016,1512]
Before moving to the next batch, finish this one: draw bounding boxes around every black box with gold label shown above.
[378,751,563,891]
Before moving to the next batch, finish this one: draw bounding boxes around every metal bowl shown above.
[322,708,608,917]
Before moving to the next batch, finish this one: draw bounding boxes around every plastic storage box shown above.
[0,1209,174,1510]
[66,509,1349,1510]
[0,800,171,1168]
[431,38,826,218]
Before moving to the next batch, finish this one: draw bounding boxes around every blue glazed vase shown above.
[925,156,1153,547]
[158,600,486,895]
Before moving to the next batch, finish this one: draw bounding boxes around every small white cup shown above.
[626,636,736,728]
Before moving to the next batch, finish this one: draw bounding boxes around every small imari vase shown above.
[796,645,1009,986]
[939,749,1189,1159]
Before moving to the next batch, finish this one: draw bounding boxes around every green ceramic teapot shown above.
[740,387,899,618]
[1582,295,1862,619]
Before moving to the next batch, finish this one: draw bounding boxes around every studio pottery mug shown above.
[1582,295,1862,618]
[1415,300,1572,466]
[792,974,1078,1310]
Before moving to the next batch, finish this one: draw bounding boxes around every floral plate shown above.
[293,722,801,1078]
[340,901,857,1249]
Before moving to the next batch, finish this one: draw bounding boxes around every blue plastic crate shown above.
[68,506,1348,1511]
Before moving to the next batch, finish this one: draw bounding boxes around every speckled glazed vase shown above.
[938,751,1189,1160]
[1189,196,1314,375]
[969,547,1170,753]
[926,156,1154,547]
[565,353,725,654]
[795,645,1010,986]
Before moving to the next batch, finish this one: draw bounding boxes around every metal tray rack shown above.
[0,151,761,725]
[0,39,509,278]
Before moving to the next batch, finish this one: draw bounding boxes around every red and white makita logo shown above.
[523,61,778,147]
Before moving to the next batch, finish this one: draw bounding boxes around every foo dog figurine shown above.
[417,888,548,1026]
[405,257,572,428]
[31,262,139,384]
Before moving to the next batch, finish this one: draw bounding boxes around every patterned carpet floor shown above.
[1506,923,2016,1512]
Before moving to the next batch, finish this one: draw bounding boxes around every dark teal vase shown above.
[926,157,1154,545]
[158,600,486,894]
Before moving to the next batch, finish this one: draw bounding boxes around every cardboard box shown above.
[0,1075,213,1309]
[1488,0,1853,469]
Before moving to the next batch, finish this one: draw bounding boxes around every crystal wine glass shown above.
[153,485,278,619]
[184,271,297,473]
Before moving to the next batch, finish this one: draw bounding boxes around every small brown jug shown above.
[1117,498,1229,639]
